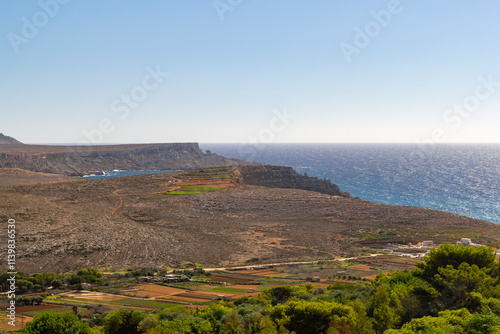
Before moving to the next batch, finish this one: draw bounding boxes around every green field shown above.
[105,298,176,308]
[205,287,250,294]
[22,306,75,317]
[167,185,223,195]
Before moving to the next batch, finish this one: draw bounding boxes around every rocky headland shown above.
[234,165,350,197]
[0,133,22,144]
[0,142,248,175]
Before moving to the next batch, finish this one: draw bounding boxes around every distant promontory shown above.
[0,133,23,144]
[0,140,249,175]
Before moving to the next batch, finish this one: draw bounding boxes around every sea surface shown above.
[200,143,500,224]
[83,170,178,180]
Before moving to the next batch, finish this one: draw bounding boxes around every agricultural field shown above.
[0,304,72,332]
[0,310,33,332]
[0,255,423,331]
[264,254,421,284]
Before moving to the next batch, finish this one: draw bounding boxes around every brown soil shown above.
[0,168,75,186]
[1,167,499,273]
[207,275,256,284]
[166,296,213,303]
[193,291,239,298]
[125,285,188,298]
[348,264,372,270]
[62,291,127,302]
[228,285,261,290]
[16,304,66,313]
[232,269,277,276]
[362,274,379,280]
[0,313,33,331]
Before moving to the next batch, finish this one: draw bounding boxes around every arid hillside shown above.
[0,168,75,186]
[0,133,22,144]
[1,166,499,273]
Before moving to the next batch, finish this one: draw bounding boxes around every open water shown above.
[201,144,500,224]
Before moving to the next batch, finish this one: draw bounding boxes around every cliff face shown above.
[0,143,248,174]
[233,165,350,197]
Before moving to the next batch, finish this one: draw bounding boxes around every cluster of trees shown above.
[0,272,60,293]
[331,275,368,281]
[18,244,500,333]
[128,268,168,277]
[15,295,43,306]
[369,243,500,333]
[0,268,105,293]
[68,268,104,285]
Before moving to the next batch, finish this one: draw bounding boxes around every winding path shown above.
[112,190,123,215]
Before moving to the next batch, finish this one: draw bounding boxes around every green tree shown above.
[270,299,357,334]
[51,279,63,289]
[464,311,500,334]
[29,273,59,287]
[416,244,495,280]
[137,315,159,333]
[21,313,92,334]
[149,318,212,334]
[69,268,104,285]
[103,309,146,334]
[433,263,487,312]
[369,286,399,333]
[259,316,278,334]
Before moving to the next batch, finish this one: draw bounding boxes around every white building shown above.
[457,238,480,247]
[461,238,472,245]
[422,240,434,248]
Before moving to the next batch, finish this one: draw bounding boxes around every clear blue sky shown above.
[1,1,499,144]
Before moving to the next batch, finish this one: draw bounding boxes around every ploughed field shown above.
[1,166,500,273]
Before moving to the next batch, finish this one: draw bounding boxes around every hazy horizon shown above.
[14,141,500,146]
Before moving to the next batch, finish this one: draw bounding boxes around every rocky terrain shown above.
[0,142,248,175]
[234,165,350,197]
[0,168,75,186]
[1,166,499,273]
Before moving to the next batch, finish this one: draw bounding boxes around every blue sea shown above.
[200,144,500,224]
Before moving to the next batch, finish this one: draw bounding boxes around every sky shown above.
[1,0,499,144]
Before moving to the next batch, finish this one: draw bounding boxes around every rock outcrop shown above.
[233,165,350,197]
[0,143,248,174]
[0,133,22,144]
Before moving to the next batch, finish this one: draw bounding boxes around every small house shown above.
[422,241,434,248]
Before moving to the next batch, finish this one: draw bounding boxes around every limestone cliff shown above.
[0,143,248,175]
[233,165,350,197]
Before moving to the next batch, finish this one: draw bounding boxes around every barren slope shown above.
[1,167,499,273]
[0,168,75,186]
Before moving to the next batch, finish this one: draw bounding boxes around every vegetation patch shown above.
[167,185,223,195]
[105,298,176,308]
[22,306,75,317]
[204,287,250,294]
